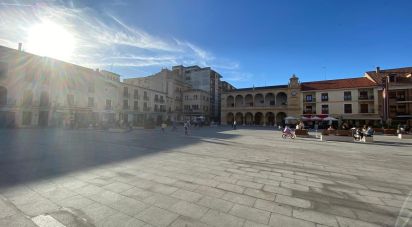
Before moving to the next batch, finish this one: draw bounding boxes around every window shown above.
[134,101,138,110]
[0,62,7,78]
[192,105,199,110]
[305,95,313,102]
[321,93,328,102]
[155,94,159,101]
[321,105,329,114]
[40,91,49,107]
[123,100,129,109]
[144,91,148,100]
[398,105,407,114]
[344,104,352,114]
[22,90,33,106]
[359,91,368,99]
[134,89,139,99]
[389,74,396,82]
[22,112,32,125]
[88,97,94,107]
[194,95,198,100]
[185,96,188,100]
[344,91,351,101]
[67,94,74,106]
[360,104,368,113]
[106,99,112,109]
[88,83,95,93]
[397,91,406,101]
[305,106,313,114]
[123,87,129,97]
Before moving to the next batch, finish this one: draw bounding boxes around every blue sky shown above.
[1,0,411,88]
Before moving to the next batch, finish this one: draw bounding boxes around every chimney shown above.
[18,43,22,51]
[376,66,380,73]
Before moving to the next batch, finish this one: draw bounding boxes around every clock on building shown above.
[291,90,297,96]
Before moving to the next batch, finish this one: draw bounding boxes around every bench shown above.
[295,129,309,137]
[361,136,374,143]
[398,134,412,139]
[320,135,354,142]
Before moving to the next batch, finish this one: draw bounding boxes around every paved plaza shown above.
[0,127,411,227]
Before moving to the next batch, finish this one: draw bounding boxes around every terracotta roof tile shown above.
[301,77,377,91]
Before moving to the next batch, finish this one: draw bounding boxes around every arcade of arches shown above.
[226,92,288,108]
[225,111,287,126]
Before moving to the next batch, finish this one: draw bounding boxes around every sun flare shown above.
[27,21,76,61]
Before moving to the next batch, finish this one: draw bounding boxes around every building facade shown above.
[182,89,210,122]
[173,65,222,122]
[0,45,170,128]
[365,67,412,127]
[221,75,301,126]
[301,77,381,128]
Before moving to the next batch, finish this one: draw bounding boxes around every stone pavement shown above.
[0,127,411,227]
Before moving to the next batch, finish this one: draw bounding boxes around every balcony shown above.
[143,107,150,112]
[303,98,316,103]
[303,110,316,114]
[123,105,130,110]
[105,106,113,110]
[358,95,374,100]
[123,93,130,98]
[359,109,375,114]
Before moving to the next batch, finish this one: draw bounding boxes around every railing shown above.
[123,105,130,110]
[143,96,149,101]
[105,106,113,110]
[359,109,375,114]
[123,93,130,98]
[358,95,374,100]
[133,95,139,99]
[303,98,316,103]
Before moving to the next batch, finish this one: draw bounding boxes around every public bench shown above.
[295,129,309,137]
[398,134,412,139]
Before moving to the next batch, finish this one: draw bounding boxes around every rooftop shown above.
[301,77,377,91]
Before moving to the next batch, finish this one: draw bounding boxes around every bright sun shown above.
[27,21,76,61]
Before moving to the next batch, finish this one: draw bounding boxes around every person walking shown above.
[233,120,237,130]
[161,122,167,133]
[184,121,189,136]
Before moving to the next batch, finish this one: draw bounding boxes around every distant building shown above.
[221,75,301,126]
[365,67,412,127]
[0,45,168,128]
[182,89,210,122]
[301,77,380,128]
[173,65,222,122]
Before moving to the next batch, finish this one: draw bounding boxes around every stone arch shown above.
[276,112,287,126]
[254,112,263,125]
[235,95,243,107]
[226,95,234,108]
[226,112,234,125]
[276,92,287,106]
[235,112,243,125]
[265,112,275,126]
[245,94,253,107]
[254,94,264,107]
[0,86,7,106]
[265,93,275,106]
[245,112,253,125]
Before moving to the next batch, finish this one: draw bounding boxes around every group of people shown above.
[352,125,374,141]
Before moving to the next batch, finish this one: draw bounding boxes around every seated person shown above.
[365,126,374,137]
[327,125,335,131]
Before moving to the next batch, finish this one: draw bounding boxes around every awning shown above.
[341,114,381,120]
